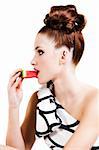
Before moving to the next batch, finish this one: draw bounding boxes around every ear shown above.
[59,49,69,65]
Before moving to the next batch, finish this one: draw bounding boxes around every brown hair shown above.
[38,5,86,65]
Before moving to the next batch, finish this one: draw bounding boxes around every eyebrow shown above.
[35,46,40,50]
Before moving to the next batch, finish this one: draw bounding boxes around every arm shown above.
[63,91,99,150]
[7,91,38,150]
[6,69,38,150]
[6,69,25,149]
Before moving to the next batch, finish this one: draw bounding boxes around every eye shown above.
[37,49,44,56]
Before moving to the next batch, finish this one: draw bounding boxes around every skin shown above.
[7,33,99,149]
[0,145,17,150]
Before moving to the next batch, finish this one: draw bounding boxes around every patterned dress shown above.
[35,87,99,150]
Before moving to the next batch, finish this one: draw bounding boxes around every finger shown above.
[16,77,23,88]
[8,72,22,88]
[9,68,22,78]
[13,77,23,88]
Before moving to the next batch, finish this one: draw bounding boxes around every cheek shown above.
[46,60,60,76]
[40,54,60,74]
[38,61,61,84]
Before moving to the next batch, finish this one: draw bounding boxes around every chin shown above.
[38,77,51,85]
[37,78,47,85]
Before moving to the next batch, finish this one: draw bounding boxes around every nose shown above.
[31,57,37,66]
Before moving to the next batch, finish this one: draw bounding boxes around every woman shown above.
[6,5,99,149]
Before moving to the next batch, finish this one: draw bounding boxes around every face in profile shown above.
[31,33,65,84]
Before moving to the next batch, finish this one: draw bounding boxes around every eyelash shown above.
[37,50,44,56]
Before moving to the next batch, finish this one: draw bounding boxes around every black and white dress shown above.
[35,87,99,150]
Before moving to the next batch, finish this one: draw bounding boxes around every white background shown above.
[0,0,99,147]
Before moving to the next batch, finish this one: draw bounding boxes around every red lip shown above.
[34,68,39,73]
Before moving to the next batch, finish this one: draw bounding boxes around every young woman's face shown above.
[31,33,63,84]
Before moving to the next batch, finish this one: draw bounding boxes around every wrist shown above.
[8,100,20,109]
[8,104,20,111]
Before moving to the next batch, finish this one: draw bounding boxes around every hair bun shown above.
[43,5,86,34]
[44,14,73,34]
[74,14,86,32]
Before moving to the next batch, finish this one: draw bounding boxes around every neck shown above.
[53,67,83,106]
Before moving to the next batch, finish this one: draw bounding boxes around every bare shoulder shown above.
[84,86,99,113]
[25,91,38,117]
[82,85,99,132]
[63,86,99,147]
[21,91,39,147]
[21,90,38,124]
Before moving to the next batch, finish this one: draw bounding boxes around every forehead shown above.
[34,33,56,50]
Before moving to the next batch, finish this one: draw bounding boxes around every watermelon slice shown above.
[21,70,38,78]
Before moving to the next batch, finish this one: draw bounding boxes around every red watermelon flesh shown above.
[21,70,38,78]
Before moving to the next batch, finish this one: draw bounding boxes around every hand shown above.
[7,68,23,108]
